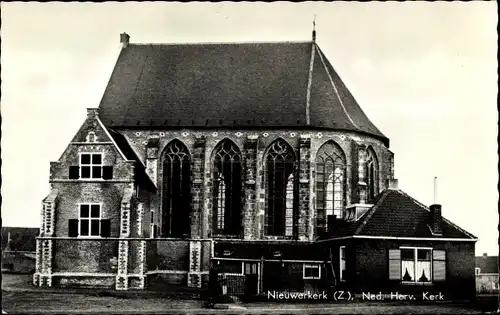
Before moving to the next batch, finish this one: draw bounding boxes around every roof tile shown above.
[98,42,388,145]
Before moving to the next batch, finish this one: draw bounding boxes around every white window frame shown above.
[400,246,433,284]
[339,246,346,282]
[78,203,103,238]
[79,152,104,180]
[217,260,244,276]
[475,267,481,275]
[303,263,321,280]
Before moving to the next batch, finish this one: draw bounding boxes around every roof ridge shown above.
[106,127,144,166]
[396,190,477,239]
[354,190,391,235]
[97,117,128,161]
[305,42,316,125]
[128,40,313,46]
[315,44,359,130]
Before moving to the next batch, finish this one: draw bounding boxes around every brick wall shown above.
[53,239,118,273]
[155,240,190,271]
[351,239,475,299]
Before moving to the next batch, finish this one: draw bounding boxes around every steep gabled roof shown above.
[98,41,388,146]
[476,255,499,274]
[324,189,476,240]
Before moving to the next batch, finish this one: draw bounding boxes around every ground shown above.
[2,274,498,314]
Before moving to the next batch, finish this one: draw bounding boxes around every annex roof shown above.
[326,189,477,240]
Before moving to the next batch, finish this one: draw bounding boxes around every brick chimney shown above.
[120,32,130,48]
[429,204,443,235]
[87,108,99,118]
[327,214,337,234]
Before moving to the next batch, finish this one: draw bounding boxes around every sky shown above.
[1,2,497,255]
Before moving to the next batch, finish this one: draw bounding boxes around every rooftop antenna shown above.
[312,14,317,42]
[433,176,438,204]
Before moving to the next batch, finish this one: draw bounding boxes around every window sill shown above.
[213,234,242,239]
[50,179,132,183]
[303,277,322,280]
[401,281,434,286]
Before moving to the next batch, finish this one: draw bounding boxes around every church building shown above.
[34,31,477,300]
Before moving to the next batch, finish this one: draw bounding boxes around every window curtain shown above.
[416,260,431,282]
[401,260,414,281]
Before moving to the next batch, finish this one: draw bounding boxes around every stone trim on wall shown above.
[187,240,202,288]
[35,190,60,287]
[357,144,368,204]
[298,136,311,241]
[191,136,206,240]
[136,203,144,237]
[243,136,258,240]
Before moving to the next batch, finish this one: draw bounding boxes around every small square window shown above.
[81,166,91,179]
[81,154,91,164]
[303,264,321,279]
[91,205,100,218]
[92,154,102,164]
[79,153,103,179]
[80,220,89,236]
[90,220,100,235]
[417,249,431,261]
[80,205,89,217]
[92,166,102,178]
[219,261,243,274]
[401,249,414,260]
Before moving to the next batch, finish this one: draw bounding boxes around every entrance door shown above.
[244,262,259,297]
[263,261,290,292]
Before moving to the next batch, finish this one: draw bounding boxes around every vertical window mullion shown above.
[168,157,174,236]
[228,158,234,233]
[271,159,276,235]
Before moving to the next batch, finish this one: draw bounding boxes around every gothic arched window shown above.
[316,141,346,232]
[212,139,242,236]
[365,147,379,203]
[161,140,191,237]
[265,139,297,237]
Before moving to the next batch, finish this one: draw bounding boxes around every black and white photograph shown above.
[1,2,498,314]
